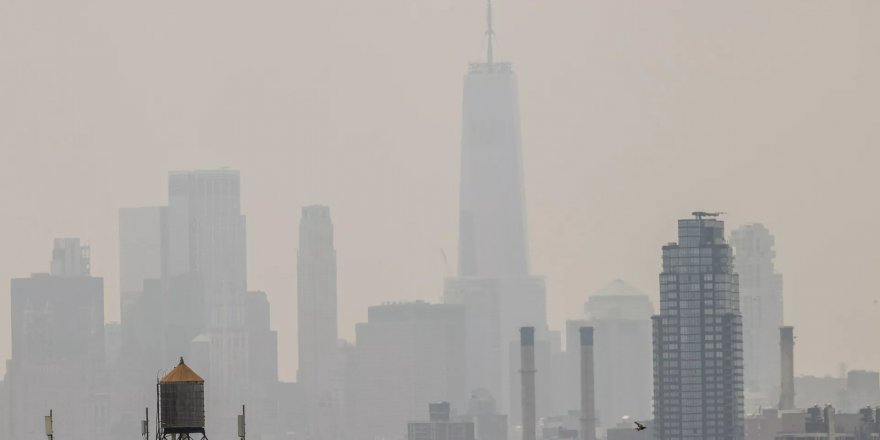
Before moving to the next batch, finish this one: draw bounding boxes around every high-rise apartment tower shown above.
[730,223,783,410]
[652,213,744,440]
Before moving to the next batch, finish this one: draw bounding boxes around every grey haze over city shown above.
[2,1,880,439]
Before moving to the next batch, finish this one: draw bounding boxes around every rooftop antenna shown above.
[45,409,53,440]
[692,211,725,220]
[486,0,495,66]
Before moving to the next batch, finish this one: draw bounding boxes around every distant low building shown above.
[465,389,507,440]
[746,408,783,440]
[796,376,847,410]
[606,418,653,440]
[845,372,880,412]
[774,405,880,440]
[540,410,580,440]
[407,402,475,440]
[795,372,880,413]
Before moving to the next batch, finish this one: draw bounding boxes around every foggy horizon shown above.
[3,0,880,393]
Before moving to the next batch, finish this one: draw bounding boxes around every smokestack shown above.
[520,327,536,440]
[779,326,795,410]
[580,327,596,440]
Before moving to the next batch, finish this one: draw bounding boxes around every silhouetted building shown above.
[298,205,340,440]
[580,280,654,426]
[443,2,548,415]
[607,418,653,440]
[276,381,307,437]
[541,411,581,440]
[795,376,847,411]
[746,408,782,440]
[6,239,108,440]
[113,170,282,438]
[118,206,166,321]
[246,290,280,436]
[774,405,880,440]
[731,224,784,411]
[407,402,475,440]
[845,371,880,412]
[465,389,507,440]
[652,213,745,440]
[166,169,249,433]
[347,301,466,440]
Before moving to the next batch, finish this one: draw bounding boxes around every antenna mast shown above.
[486,0,495,66]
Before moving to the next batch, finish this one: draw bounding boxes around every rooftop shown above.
[160,358,204,383]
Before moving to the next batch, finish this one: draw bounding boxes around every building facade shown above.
[297,205,339,440]
[6,239,108,440]
[347,301,466,440]
[582,280,654,427]
[118,206,166,321]
[652,213,745,440]
[730,224,784,411]
[407,402,476,440]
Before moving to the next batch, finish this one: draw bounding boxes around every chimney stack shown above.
[520,327,536,440]
[779,326,795,410]
[580,327,597,440]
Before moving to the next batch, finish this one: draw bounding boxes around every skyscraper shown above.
[652,213,744,440]
[297,205,339,440]
[457,2,528,280]
[7,239,108,440]
[444,0,548,413]
[729,224,783,411]
[166,169,249,433]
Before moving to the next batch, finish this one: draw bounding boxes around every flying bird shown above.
[634,421,646,431]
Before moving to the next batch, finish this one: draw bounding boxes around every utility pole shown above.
[142,407,150,440]
[237,404,246,440]
[45,409,53,440]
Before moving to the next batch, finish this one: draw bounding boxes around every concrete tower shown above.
[444,0,548,414]
[730,224,783,411]
[297,205,339,440]
[652,212,744,440]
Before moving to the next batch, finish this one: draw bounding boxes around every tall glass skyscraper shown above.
[443,1,548,416]
[652,213,744,440]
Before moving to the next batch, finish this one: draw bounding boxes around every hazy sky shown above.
[2,0,879,381]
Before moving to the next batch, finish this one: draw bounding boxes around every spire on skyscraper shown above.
[486,0,495,65]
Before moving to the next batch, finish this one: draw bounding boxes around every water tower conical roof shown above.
[160,358,204,383]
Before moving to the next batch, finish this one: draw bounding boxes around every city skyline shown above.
[2,0,880,388]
